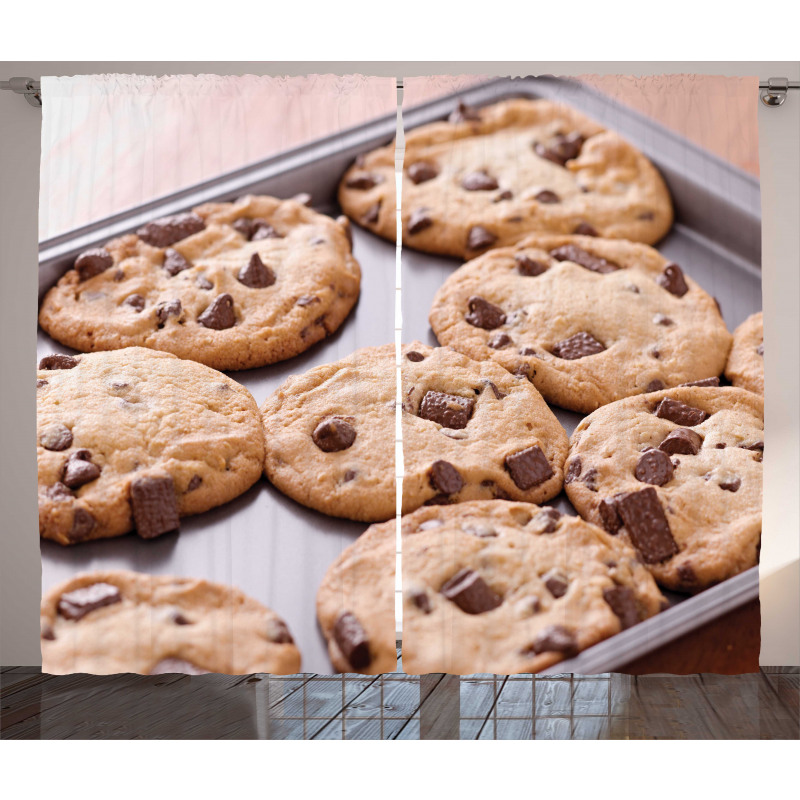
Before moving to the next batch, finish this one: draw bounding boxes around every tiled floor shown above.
[2,659,797,739]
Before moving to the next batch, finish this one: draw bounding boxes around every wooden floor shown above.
[2,658,797,739]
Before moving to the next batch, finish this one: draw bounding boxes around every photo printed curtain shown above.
[37,74,398,676]
[37,73,763,680]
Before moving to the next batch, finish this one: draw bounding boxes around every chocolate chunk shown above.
[519,347,536,356]
[440,569,501,614]
[41,625,55,641]
[659,428,703,456]
[343,469,357,482]
[465,295,506,329]
[58,583,121,621]
[345,173,383,190]
[756,343,764,357]
[429,460,464,495]
[603,586,640,630]
[156,299,182,325]
[150,658,210,675]
[333,611,371,670]
[238,253,276,288]
[533,132,584,166]
[419,391,474,429]
[494,189,513,201]
[113,269,125,281]
[543,571,569,598]
[638,211,655,220]
[466,226,497,251]
[656,262,689,297]
[716,442,727,449]
[677,563,698,586]
[550,244,618,273]
[504,445,553,490]
[70,508,97,541]
[196,276,213,290]
[680,377,720,388]
[266,619,294,644]
[312,417,357,452]
[534,189,560,204]
[45,482,72,501]
[407,161,438,184]
[251,220,281,241]
[406,351,425,362]
[122,293,145,312]
[740,441,764,452]
[198,294,236,330]
[634,448,674,486]
[37,379,48,389]
[534,507,561,533]
[582,468,599,491]
[654,398,708,426]
[646,380,665,393]
[526,624,578,656]
[461,171,499,191]
[598,496,625,534]
[39,354,79,371]
[487,332,511,349]
[564,457,582,484]
[362,201,381,224]
[171,611,192,625]
[137,212,205,248]
[407,208,433,234]
[187,474,202,492]
[130,476,180,540]
[616,487,678,564]
[515,253,548,276]
[40,424,73,451]
[448,102,481,123]
[484,380,506,400]
[551,331,605,360]
[574,222,599,237]
[62,450,101,489]
[233,217,255,238]
[654,314,673,326]
[74,248,113,281]
[719,476,741,492]
[163,248,191,276]
[411,590,432,614]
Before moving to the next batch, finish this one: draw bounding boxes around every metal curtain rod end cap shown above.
[760,77,788,107]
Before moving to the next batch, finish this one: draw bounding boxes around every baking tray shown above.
[37,106,401,674]
[400,77,762,675]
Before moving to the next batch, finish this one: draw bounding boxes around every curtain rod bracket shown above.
[0,77,42,107]
[759,77,799,107]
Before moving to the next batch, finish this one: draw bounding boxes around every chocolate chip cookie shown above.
[565,386,763,592]
[261,344,396,522]
[38,347,265,545]
[402,343,568,511]
[316,524,397,674]
[339,98,672,258]
[398,500,664,675]
[39,195,360,371]
[725,311,764,395]
[429,234,732,413]
[41,570,301,674]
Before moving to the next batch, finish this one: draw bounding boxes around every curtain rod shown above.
[3,76,799,109]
